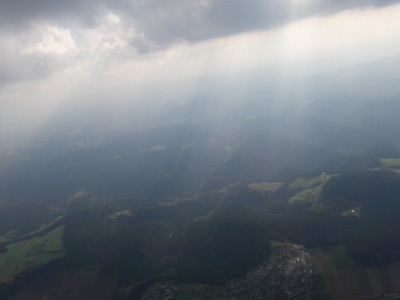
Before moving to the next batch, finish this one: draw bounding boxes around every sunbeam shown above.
[1,1,400,298]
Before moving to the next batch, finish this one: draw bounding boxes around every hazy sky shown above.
[1,0,400,143]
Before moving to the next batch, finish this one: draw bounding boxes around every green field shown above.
[289,174,337,205]
[310,245,356,272]
[248,182,284,193]
[310,245,400,298]
[325,245,356,270]
[289,177,314,190]
[269,240,287,248]
[289,174,336,190]
[380,158,400,168]
[289,184,323,204]
[0,225,65,283]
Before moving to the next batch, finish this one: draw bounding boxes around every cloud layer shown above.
[1,0,399,51]
[1,1,400,144]
[0,0,399,87]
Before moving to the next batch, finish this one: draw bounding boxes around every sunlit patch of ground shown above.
[288,184,323,205]
[288,174,337,206]
[109,209,133,220]
[248,182,284,193]
[289,174,335,190]
[341,206,360,217]
[380,158,400,169]
[0,225,65,283]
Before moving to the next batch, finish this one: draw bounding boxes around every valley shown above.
[1,52,400,299]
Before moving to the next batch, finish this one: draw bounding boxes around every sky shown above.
[1,0,400,143]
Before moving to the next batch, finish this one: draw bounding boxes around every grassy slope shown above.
[248,182,284,193]
[0,225,65,283]
[288,174,336,204]
[380,158,400,168]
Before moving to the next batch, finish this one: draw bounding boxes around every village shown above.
[140,242,312,299]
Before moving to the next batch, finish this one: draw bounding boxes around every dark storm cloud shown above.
[1,0,399,49]
[0,0,99,29]
[120,0,400,48]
